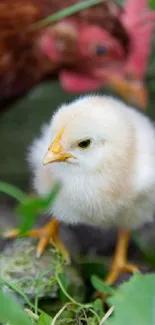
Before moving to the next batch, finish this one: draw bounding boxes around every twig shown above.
[99,306,114,325]
[51,302,73,325]
[25,309,39,322]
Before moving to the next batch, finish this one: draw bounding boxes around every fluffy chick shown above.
[30,96,155,229]
[27,95,155,284]
[6,95,155,285]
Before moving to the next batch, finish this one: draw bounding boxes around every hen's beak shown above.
[108,75,148,111]
[43,128,76,166]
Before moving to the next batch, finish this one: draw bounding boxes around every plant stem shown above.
[0,276,34,310]
[55,270,100,322]
[51,302,73,325]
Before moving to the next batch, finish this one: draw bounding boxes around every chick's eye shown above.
[77,139,92,149]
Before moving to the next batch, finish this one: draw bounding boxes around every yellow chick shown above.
[7,95,155,285]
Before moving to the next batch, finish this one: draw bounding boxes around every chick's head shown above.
[43,96,133,176]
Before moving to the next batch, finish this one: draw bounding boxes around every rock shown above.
[0,238,85,307]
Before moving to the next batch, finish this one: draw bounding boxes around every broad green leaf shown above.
[38,312,52,325]
[0,287,32,325]
[91,275,115,295]
[107,273,155,325]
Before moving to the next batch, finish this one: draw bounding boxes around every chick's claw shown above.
[3,218,69,260]
[123,263,139,274]
[96,262,139,303]
[36,236,51,258]
[3,229,19,238]
[104,261,139,286]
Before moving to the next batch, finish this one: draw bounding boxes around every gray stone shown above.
[0,238,85,305]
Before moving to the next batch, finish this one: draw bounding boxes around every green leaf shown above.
[17,197,45,235]
[0,287,33,325]
[93,298,105,317]
[107,273,155,325]
[91,275,115,295]
[33,0,103,29]
[0,181,27,203]
[38,312,52,325]
[17,183,60,235]
[150,0,155,9]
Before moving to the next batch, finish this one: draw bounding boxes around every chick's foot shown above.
[105,259,139,286]
[96,231,139,301]
[3,218,69,259]
[105,231,139,285]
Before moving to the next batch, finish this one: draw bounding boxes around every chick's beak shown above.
[43,150,75,165]
[43,128,76,166]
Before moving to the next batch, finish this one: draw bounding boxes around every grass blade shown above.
[33,0,104,29]
[0,181,27,203]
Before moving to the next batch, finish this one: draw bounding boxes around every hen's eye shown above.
[77,139,92,149]
[96,45,107,56]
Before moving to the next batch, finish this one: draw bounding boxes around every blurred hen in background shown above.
[0,0,155,109]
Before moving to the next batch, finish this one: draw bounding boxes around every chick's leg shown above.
[105,231,139,285]
[4,218,68,259]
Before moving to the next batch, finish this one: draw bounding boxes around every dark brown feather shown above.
[0,0,129,102]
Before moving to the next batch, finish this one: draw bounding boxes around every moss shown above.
[0,238,85,306]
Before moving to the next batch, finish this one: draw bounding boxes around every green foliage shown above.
[150,0,155,9]
[0,287,33,325]
[1,178,155,324]
[92,299,105,318]
[38,312,52,325]
[1,265,155,325]
[0,181,60,235]
[91,275,115,295]
[0,181,155,324]
[107,273,155,325]
[0,182,27,203]
[0,276,36,311]
[17,183,60,235]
